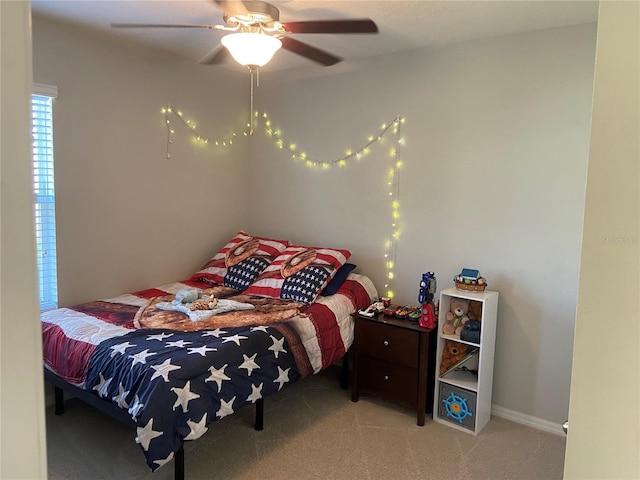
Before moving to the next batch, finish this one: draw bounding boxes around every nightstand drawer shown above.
[356,320,419,367]
[358,356,418,406]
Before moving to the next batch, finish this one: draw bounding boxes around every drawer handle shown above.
[383,340,389,347]
[384,375,389,381]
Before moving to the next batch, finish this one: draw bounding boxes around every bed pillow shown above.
[320,263,356,296]
[243,245,352,305]
[191,231,289,291]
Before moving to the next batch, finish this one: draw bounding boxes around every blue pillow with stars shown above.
[224,257,271,291]
[244,245,352,305]
[280,265,330,304]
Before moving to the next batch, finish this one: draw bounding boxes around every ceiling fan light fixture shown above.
[221,32,282,67]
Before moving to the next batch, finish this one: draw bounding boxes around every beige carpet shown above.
[46,366,566,480]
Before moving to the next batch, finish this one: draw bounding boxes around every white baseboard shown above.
[491,404,566,436]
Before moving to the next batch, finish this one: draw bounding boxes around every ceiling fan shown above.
[111,0,379,68]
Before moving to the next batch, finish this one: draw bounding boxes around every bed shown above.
[42,231,377,479]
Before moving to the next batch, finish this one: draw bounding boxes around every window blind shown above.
[32,94,58,310]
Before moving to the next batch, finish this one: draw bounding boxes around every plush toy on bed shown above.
[172,288,220,311]
[443,297,470,336]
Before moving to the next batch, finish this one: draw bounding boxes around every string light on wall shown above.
[260,111,401,170]
[162,105,250,159]
[384,117,404,300]
[161,104,404,297]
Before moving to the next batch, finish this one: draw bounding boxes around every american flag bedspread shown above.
[42,273,377,471]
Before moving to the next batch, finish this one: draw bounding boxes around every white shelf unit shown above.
[433,287,498,435]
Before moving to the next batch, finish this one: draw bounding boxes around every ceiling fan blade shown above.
[199,46,230,65]
[280,37,341,66]
[282,19,378,34]
[111,23,219,29]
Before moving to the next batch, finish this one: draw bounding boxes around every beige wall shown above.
[564,1,640,478]
[252,24,597,427]
[32,16,252,306]
[1,2,48,478]
[5,2,637,477]
[28,10,598,437]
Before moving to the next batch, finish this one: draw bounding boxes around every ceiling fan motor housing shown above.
[223,1,280,28]
[111,1,378,67]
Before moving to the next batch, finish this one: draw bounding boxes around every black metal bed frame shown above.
[46,352,349,480]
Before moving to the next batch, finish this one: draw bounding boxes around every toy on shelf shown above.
[440,340,472,375]
[460,319,481,344]
[381,304,421,320]
[358,301,384,318]
[383,304,400,316]
[441,389,475,425]
[453,268,487,292]
[418,272,437,304]
[443,297,471,336]
[408,307,422,321]
[418,272,437,329]
[419,302,437,329]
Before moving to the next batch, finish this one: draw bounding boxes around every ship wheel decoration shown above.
[442,392,474,423]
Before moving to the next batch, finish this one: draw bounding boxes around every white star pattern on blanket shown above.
[202,328,227,338]
[128,395,144,419]
[268,335,287,358]
[216,396,236,419]
[147,332,173,342]
[187,345,217,357]
[184,413,208,441]
[112,383,130,408]
[150,359,181,382]
[46,273,375,474]
[239,353,260,376]
[136,418,163,451]
[274,367,290,391]
[247,383,263,403]
[130,349,155,366]
[153,452,174,469]
[205,364,230,392]
[222,334,248,346]
[84,324,301,472]
[171,381,200,412]
[93,373,112,397]
[110,341,134,357]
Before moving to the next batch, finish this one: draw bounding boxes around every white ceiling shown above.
[30,0,599,72]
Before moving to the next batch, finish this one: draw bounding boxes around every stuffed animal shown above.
[468,300,482,324]
[172,287,220,311]
[173,288,201,305]
[440,340,470,375]
[443,297,470,336]
[189,298,219,311]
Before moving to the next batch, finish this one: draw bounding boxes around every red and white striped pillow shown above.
[243,245,352,305]
[191,231,289,290]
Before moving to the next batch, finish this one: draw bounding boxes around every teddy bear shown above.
[443,297,470,336]
[440,340,470,375]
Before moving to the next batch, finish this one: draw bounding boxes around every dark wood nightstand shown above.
[351,313,436,426]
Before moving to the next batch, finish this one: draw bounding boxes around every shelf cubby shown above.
[433,287,498,435]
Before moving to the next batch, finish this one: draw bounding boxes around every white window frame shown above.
[32,83,59,311]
